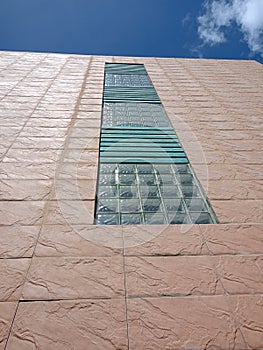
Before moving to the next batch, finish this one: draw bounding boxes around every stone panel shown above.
[0,302,17,350]
[0,226,39,258]
[35,225,123,257]
[230,295,263,349]
[200,224,263,255]
[22,256,125,300]
[0,259,30,301]
[125,256,223,297]
[124,225,208,255]
[127,296,246,350]
[6,300,128,350]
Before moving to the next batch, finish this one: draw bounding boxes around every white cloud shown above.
[182,13,191,27]
[198,0,263,56]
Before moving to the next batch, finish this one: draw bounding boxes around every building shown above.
[0,50,262,349]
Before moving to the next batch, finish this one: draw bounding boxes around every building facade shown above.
[0,51,262,349]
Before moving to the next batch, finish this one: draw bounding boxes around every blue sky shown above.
[0,0,262,63]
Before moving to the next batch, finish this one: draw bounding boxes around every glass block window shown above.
[95,63,218,225]
[102,103,171,128]
[105,73,151,87]
[96,163,216,225]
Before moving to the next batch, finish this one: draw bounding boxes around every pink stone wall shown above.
[0,51,262,349]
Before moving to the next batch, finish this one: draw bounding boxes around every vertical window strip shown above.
[95,63,218,225]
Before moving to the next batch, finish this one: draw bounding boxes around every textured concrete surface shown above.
[0,51,262,349]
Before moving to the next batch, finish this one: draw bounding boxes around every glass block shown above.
[158,174,176,185]
[144,213,166,224]
[181,185,201,198]
[117,118,126,124]
[96,213,118,225]
[128,111,138,118]
[142,113,152,118]
[154,164,172,174]
[158,121,171,127]
[98,185,118,198]
[138,173,156,185]
[163,198,185,212]
[140,185,159,198]
[99,173,115,186]
[127,104,138,112]
[97,199,118,213]
[185,198,207,212]
[140,76,151,85]
[142,198,162,213]
[177,173,194,185]
[120,198,140,212]
[173,164,190,174]
[130,122,143,127]
[115,110,123,116]
[102,119,114,127]
[103,101,175,127]
[143,121,156,127]
[137,164,153,174]
[105,74,152,87]
[130,117,141,123]
[119,185,138,198]
[103,103,112,109]
[121,213,143,225]
[118,173,136,185]
[168,213,190,224]
[118,163,135,174]
[190,212,213,224]
[100,164,117,173]
[119,122,130,127]
[160,186,181,198]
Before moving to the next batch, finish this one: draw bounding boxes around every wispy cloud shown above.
[182,13,191,27]
[198,0,263,57]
